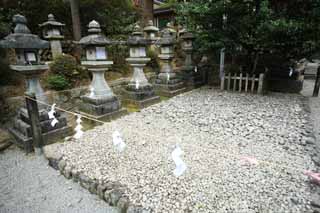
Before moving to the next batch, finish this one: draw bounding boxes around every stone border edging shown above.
[44,147,150,213]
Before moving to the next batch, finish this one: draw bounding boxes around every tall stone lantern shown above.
[143,20,159,42]
[154,28,185,97]
[78,20,126,120]
[39,14,65,58]
[180,30,203,89]
[0,14,70,151]
[123,24,160,108]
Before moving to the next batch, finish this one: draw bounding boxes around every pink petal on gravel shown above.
[304,170,320,184]
[240,156,259,166]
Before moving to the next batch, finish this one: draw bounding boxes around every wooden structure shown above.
[220,72,266,94]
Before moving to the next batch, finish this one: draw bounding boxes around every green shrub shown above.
[46,74,70,90]
[147,48,160,72]
[49,54,87,87]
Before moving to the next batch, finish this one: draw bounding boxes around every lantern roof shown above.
[159,28,175,45]
[0,14,49,49]
[39,14,65,28]
[78,20,111,46]
[127,24,148,45]
[166,22,176,34]
[180,31,195,40]
[143,20,159,33]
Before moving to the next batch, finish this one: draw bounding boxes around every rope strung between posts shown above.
[24,95,319,181]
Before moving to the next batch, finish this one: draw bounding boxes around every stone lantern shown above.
[143,20,159,42]
[78,20,126,120]
[180,29,203,88]
[0,14,70,151]
[154,28,185,97]
[123,24,160,108]
[39,14,65,58]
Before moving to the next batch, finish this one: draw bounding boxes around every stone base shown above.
[154,82,187,97]
[9,107,72,152]
[9,125,72,152]
[122,95,161,109]
[79,108,128,122]
[79,96,121,116]
[180,69,204,90]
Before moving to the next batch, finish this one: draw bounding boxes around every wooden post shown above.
[233,73,237,91]
[245,73,249,92]
[239,73,243,92]
[220,76,225,90]
[313,67,320,97]
[251,75,256,92]
[25,92,44,155]
[258,73,264,94]
[227,73,231,90]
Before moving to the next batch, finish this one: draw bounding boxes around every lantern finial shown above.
[13,14,31,34]
[48,14,55,21]
[88,20,101,33]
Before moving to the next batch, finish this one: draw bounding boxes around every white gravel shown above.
[0,146,118,213]
[60,87,316,212]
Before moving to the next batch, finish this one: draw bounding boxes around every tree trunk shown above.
[69,0,82,59]
[252,52,259,74]
[70,0,81,41]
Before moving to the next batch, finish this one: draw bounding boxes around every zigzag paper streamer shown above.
[51,117,59,127]
[74,115,84,139]
[171,145,187,177]
[112,130,126,152]
[48,103,56,119]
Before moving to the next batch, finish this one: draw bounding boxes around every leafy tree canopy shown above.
[175,0,320,69]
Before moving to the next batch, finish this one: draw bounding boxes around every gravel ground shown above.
[59,87,316,213]
[0,146,118,213]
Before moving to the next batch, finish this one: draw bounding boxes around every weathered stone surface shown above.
[57,160,66,172]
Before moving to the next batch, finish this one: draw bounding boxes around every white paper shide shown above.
[112,130,126,152]
[171,145,187,177]
[48,103,59,127]
[73,115,84,139]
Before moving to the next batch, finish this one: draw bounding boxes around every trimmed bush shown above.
[46,74,70,91]
[49,54,87,87]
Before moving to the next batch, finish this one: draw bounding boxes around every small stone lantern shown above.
[39,14,65,58]
[123,24,160,108]
[0,14,70,151]
[180,29,203,88]
[143,20,159,42]
[154,28,185,97]
[78,20,126,119]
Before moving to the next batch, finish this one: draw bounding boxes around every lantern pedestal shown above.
[180,66,204,90]
[8,65,71,151]
[79,62,127,120]
[122,58,160,108]
[154,56,186,97]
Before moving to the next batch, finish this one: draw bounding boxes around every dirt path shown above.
[0,146,118,213]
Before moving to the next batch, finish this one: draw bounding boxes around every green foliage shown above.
[0,49,19,86]
[49,54,87,87]
[146,48,159,72]
[107,43,130,75]
[46,74,70,90]
[0,0,138,39]
[175,0,320,71]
